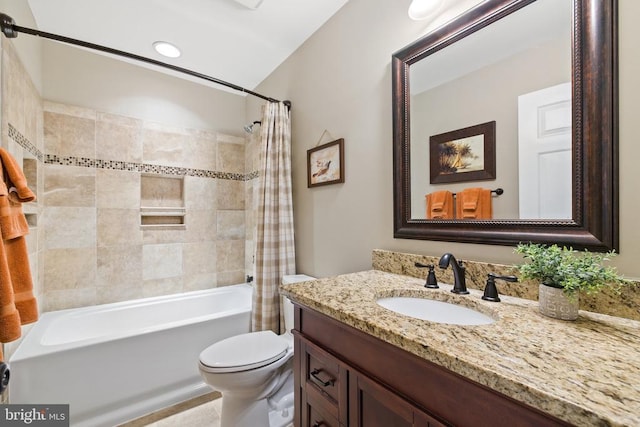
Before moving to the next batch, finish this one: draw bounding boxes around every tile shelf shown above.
[140,207,186,228]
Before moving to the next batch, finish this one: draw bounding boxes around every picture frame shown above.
[429,121,496,184]
[307,138,345,187]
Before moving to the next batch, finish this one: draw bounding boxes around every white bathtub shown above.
[8,284,252,427]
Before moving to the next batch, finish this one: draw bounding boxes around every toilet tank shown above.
[281,274,315,333]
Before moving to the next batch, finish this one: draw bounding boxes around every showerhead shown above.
[243,121,261,134]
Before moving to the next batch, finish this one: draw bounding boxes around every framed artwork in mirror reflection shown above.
[429,121,496,184]
[307,138,344,187]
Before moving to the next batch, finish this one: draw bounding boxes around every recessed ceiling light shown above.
[153,41,181,58]
[408,0,444,20]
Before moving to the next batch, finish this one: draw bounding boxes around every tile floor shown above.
[120,393,222,427]
[120,392,294,427]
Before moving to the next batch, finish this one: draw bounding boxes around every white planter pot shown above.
[538,283,579,320]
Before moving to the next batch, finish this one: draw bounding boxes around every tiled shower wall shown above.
[0,36,44,316]
[1,36,259,314]
[41,102,255,311]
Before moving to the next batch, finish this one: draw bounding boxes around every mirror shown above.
[392,0,618,251]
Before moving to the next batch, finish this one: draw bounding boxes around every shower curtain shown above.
[252,101,296,333]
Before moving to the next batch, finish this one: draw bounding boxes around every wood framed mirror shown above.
[392,0,618,251]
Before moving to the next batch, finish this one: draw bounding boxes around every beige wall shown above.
[252,0,640,280]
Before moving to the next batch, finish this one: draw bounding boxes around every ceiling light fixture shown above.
[153,41,181,58]
[408,0,444,20]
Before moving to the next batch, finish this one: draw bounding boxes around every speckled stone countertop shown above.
[280,270,640,427]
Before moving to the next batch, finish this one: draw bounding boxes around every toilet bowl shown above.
[198,274,315,427]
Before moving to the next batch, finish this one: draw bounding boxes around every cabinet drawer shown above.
[304,341,343,405]
[304,391,340,427]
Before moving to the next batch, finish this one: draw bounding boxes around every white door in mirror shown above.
[518,82,572,219]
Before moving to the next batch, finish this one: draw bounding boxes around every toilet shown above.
[198,274,315,427]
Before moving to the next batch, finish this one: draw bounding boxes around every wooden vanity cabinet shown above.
[293,304,572,427]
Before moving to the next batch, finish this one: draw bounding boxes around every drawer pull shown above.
[312,421,325,427]
[310,368,335,387]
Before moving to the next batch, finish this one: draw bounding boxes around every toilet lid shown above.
[199,330,289,373]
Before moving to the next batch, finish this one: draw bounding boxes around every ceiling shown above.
[26,0,349,93]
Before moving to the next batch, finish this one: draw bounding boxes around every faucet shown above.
[438,253,469,294]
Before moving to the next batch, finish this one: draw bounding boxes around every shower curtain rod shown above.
[0,13,288,106]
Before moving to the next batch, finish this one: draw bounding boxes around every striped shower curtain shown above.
[252,101,296,333]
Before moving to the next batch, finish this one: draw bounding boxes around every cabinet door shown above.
[349,370,446,427]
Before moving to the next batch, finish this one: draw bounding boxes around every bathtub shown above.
[8,284,252,427]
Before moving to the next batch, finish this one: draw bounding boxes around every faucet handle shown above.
[415,262,439,288]
[482,273,518,302]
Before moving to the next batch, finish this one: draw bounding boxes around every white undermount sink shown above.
[376,296,496,326]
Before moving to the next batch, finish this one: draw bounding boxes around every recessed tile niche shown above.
[140,174,186,229]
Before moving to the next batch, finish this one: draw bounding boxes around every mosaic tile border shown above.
[8,123,44,161]
[9,123,258,181]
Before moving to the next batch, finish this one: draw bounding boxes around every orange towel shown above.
[426,191,454,219]
[0,148,37,362]
[455,188,492,219]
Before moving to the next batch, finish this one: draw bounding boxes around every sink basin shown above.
[376,296,495,325]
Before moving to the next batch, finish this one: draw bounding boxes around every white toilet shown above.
[198,274,315,427]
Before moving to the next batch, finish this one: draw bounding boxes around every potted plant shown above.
[514,243,629,320]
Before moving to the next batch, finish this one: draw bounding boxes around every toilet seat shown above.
[199,330,289,373]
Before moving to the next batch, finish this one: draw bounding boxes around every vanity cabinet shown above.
[293,304,572,427]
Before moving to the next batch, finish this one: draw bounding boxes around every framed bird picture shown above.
[307,138,344,188]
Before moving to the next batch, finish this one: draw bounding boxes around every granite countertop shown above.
[280,270,640,427]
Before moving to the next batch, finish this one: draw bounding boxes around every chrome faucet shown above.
[438,253,469,294]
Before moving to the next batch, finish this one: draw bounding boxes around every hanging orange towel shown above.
[0,148,37,362]
[455,187,492,219]
[426,191,454,219]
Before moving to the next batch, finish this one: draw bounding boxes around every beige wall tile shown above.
[43,288,97,312]
[184,273,217,291]
[217,210,245,240]
[216,240,244,273]
[216,180,245,210]
[217,142,245,174]
[44,101,96,120]
[184,133,217,171]
[43,247,96,291]
[183,241,217,276]
[43,207,96,249]
[143,243,183,280]
[44,111,96,158]
[142,228,187,245]
[184,176,217,210]
[97,245,143,288]
[217,270,246,286]
[3,46,26,132]
[96,115,143,162]
[217,134,245,145]
[44,164,96,207]
[96,169,140,209]
[184,210,217,243]
[142,276,183,298]
[142,128,186,166]
[97,208,143,246]
[96,284,144,305]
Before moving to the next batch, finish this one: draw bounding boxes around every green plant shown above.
[514,243,630,295]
